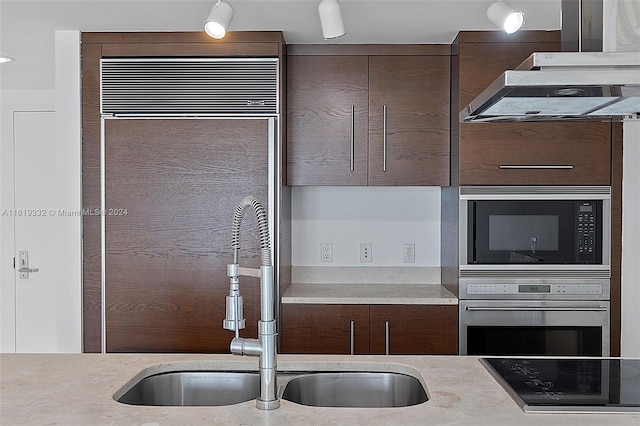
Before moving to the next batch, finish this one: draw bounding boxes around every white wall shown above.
[0,32,81,353]
[0,90,55,352]
[621,120,640,357]
[53,31,82,352]
[291,186,441,267]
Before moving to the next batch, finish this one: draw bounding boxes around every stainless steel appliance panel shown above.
[460,300,610,356]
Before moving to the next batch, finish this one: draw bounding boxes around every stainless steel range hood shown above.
[460,1,640,123]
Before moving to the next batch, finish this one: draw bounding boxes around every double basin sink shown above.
[114,362,429,408]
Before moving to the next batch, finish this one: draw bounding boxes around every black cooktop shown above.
[481,358,640,413]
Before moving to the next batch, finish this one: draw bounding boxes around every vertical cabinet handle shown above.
[382,105,388,172]
[350,105,355,172]
[385,321,390,355]
[349,320,355,355]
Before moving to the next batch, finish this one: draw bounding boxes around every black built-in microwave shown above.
[467,199,604,265]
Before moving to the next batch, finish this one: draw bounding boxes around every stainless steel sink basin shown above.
[281,372,428,408]
[116,371,260,406]
[115,364,429,408]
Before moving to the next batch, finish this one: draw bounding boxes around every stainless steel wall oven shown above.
[458,186,611,357]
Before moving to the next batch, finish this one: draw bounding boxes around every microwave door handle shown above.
[465,307,608,312]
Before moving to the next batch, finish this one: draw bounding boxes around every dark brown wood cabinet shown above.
[451,31,612,186]
[287,46,450,186]
[280,304,370,354]
[459,123,612,185]
[368,56,450,185]
[81,32,290,353]
[280,303,457,355]
[103,118,268,352]
[286,55,369,185]
[369,305,457,355]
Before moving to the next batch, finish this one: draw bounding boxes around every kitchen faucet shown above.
[223,195,279,410]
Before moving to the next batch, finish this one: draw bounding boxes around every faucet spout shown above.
[224,195,279,410]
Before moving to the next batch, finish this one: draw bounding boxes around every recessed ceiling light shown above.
[0,56,14,64]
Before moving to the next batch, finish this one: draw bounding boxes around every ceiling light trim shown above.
[204,0,234,39]
[487,1,525,34]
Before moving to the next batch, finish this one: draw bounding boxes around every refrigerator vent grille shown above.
[101,58,278,115]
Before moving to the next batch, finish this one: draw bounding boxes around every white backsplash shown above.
[290,266,441,284]
[291,186,441,267]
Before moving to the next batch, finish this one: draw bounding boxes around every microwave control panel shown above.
[576,201,597,262]
[466,283,604,296]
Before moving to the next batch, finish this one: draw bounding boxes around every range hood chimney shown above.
[460,0,640,123]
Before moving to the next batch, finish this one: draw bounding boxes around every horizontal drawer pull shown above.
[466,306,607,312]
[499,165,574,170]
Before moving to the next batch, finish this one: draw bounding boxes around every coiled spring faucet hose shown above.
[231,195,271,267]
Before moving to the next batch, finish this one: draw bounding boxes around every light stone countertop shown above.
[282,283,458,305]
[1,353,638,425]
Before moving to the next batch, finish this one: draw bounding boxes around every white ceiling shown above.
[0,0,561,89]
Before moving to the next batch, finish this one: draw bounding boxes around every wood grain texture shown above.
[368,56,450,186]
[459,122,612,185]
[287,52,450,186]
[81,32,287,353]
[101,43,279,58]
[104,119,269,352]
[610,123,623,356]
[454,30,561,44]
[287,55,369,185]
[450,44,460,187]
[287,44,451,56]
[369,305,458,355]
[453,31,613,186]
[280,304,370,354]
[81,42,103,353]
[458,41,561,108]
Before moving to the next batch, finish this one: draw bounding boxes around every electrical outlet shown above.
[321,242,333,262]
[403,243,415,263]
[360,243,372,263]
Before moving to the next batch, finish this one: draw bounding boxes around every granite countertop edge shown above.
[1,353,637,425]
[281,283,459,305]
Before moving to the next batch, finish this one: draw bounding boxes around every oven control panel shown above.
[466,283,604,296]
[576,201,597,262]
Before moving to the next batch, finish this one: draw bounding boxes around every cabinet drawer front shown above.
[460,122,611,185]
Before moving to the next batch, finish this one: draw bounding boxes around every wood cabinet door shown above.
[287,56,368,185]
[460,122,612,185]
[457,38,611,186]
[280,304,370,354]
[458,41,560,108]
[369,305,458,355]
[104,118,269,352]
[368,56,450,186]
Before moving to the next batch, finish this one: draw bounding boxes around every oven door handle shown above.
[465,306,608,312]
